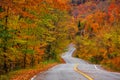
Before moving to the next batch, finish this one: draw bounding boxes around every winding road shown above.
[32,44,120,80]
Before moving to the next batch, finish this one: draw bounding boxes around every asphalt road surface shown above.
[32,44,120,80]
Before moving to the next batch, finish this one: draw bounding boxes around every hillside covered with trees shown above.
[74,0,120,71]
[0,0,76,75]
[0,0,120,79]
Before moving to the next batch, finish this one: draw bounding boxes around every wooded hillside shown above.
[74,0,120,71]
[0,0,120,77]
[0,0,77,74]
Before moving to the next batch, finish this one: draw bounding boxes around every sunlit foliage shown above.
[75,0,120,72]
[0,0,74,74]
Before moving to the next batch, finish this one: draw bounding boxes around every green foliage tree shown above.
[0,0,72,74]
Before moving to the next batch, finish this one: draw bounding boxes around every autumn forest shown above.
[0,0,120,80]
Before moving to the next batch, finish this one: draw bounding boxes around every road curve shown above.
[32,44,120,80]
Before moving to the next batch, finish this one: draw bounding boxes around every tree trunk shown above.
[3,54,7,73]
[23,53,26,68]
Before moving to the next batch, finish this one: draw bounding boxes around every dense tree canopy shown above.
[0,0,120,76]
[74,0,120,71]
[0,0,76,74]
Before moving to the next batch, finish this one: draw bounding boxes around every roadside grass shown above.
[0,60,58,80]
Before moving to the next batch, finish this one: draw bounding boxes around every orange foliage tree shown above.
[0,0,71,74]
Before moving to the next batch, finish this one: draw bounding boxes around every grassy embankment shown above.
[0,58,65,80]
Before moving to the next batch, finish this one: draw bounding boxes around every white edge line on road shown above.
[94,65,99,70]
[31,75,36,80]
